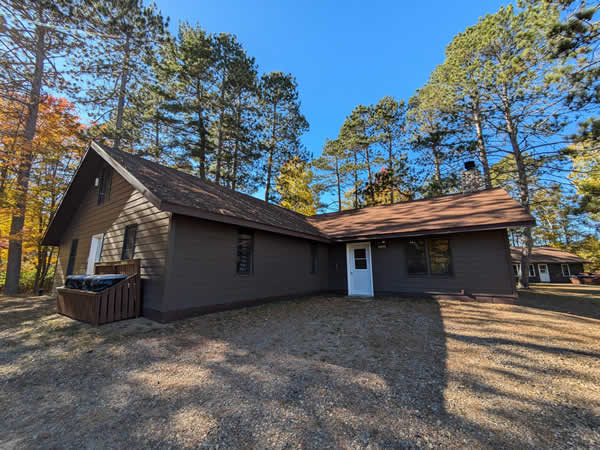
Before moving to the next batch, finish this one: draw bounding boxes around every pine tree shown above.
[312,138,350,212]
[153,23,215,179]
[78,0,168,151]
[259,72,309,203]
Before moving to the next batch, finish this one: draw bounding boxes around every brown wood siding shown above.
[54,164,170,310]
[160,214,329,314]
[330,230,515,296]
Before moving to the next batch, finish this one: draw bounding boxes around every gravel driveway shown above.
[1,285,599,448]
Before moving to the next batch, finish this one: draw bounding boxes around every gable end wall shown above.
[54,165,170,311]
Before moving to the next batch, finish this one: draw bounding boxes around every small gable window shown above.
[121,224,137,260]
[561,264,570,277]
[66,239,78,276]
[97,166,112,205]
[236,229,254,274]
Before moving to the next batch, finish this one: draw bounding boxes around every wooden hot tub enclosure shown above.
[56,259,141,325]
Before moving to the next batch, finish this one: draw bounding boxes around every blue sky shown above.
[155,0,507,159]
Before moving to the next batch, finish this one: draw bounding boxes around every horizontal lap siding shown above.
[330,230,515,296]
[162,214,329,312]
[55,166,170,310]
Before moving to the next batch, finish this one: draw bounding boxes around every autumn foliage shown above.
[0,96,86,292]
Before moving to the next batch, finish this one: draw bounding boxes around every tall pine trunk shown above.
[113,34,131,151]
[473,99,492,188]
[264,102,277,202]
[4,25,45,295]
[501,88,532,289]
[388,134,394,204]
[335,156,342,212]
[215,86,226,184]
[432,146,442,181]
[353,152,359,208]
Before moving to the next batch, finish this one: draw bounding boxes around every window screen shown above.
[407,239,427,274]
[353,248,368,269]
[528,264,536,277]
[237,230,254,274]
[561,264,570,277]
[121,224,137,260]
[512,264,521,277]
[66,239,78,276]
[429,239,451,275]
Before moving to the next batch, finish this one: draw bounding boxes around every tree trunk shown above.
[215,87,226,184]
[4,25,46,295]
[264,102,277,202]
[353,152,359,208]
[501,91,532,289]
[472,99,492,189]
[335,156,342,211]
[113,34,131,151]
[432,146,442,181]
[388,134,394,204]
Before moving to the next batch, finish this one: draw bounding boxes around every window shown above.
[407,238,452,276]
[310,243,318,274]
[407,239,427,274]
[428,239,451,275]
[528,264,536,277]
[561,263,571,277]
[97,167,112,205]
[121,225,137,260]
[236,229,254,274]
[66,239,78,276]
[353,248,368,269]
[512,264,521,277]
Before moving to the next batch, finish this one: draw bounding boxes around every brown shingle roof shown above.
[307,188,535,241]
[511,246,589,264]
[94,143,329,241]
[43,142,537,245]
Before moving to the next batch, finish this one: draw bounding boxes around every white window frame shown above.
[561,263,571,277]
[528,264,536,278]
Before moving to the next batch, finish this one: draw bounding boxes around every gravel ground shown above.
[1,285,599,449]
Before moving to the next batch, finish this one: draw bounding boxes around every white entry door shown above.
[538,264,550,282]
[86,233,104,274]
[346,243,374,296]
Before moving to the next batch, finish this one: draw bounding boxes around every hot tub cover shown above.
[65,274,127,292]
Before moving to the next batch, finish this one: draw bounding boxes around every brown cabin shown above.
[510,246,589,283]
[42,142,536,322]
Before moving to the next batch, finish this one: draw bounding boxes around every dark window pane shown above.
[353,248,368,269]
[355,258,367,270]
[429,239,451,275]
[97,167,112,205]
[237,230,254,274]
[121,225,137,260]
[407,239,427,274]
[66,239,78,276]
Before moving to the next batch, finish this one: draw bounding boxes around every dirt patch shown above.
[1,288,599,448]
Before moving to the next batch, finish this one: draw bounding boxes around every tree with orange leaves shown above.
[0,96,86,292]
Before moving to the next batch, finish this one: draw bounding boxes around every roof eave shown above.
[326,220,536,242]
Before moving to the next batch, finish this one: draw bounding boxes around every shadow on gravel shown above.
[1,294,599,448]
